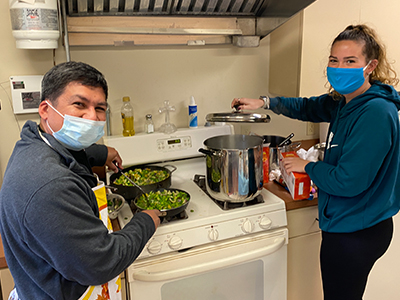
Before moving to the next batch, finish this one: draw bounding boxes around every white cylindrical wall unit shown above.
[9,0,59,49]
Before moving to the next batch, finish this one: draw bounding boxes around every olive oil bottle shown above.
[121,96,135,136]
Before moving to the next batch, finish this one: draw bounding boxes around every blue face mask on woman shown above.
[46,101,106,151]
[327,61,371,95]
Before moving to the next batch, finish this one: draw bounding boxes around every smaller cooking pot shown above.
[132,188,190,218]
[263,135,301,174]
[109,164,177,203]
[313,142,326,161]
[263,135,292,147]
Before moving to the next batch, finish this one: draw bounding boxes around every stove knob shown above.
[147,240,162,255]
[168,235,183,250]
[208,228,219,241]
[241,219,254,233]
[259,216,272,229]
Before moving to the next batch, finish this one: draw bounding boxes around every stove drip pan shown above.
[193,174,264,210]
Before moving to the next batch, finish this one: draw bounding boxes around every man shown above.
[0,61,160,299]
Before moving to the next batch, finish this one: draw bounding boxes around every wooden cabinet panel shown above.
[287,205,322,300]
[0,269,14,300]
[287,231,322,300]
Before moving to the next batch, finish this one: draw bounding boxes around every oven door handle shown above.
[132,236,286,282]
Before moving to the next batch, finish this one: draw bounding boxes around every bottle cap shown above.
[146,114,152,119]
[123,96,130,102]
[190,96,196,105]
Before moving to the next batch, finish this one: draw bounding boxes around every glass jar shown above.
[144,114,154,134]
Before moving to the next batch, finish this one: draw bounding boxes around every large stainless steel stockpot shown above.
[198,134,264,202]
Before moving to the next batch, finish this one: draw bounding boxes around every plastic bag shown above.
[297,147,319,162]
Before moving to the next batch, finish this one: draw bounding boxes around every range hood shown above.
[63,0,316,47]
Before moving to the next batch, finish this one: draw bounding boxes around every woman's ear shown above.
[367,59,379,75]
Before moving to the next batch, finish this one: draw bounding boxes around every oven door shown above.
[126,227,288,300]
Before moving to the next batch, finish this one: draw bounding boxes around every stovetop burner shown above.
[193,174,264,210]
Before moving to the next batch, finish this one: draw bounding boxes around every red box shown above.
[263,146,270,183]
[279,151,311,200]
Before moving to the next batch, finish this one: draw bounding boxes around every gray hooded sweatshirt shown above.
[0,121,155,299]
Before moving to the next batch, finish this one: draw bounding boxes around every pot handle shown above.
[198,148,214,156]
[159,211,167,217]
[162,164,177,174]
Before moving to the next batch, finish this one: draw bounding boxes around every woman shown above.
[232,24,400,299]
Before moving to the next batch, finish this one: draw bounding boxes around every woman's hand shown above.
[231,97,264,111]
[105,146,122,173]
[281,156,310,174]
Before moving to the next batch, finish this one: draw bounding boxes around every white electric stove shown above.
[104,124,288,300]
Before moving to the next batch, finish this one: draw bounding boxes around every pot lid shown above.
[206,112,271,123]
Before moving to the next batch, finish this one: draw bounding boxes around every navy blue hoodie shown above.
[270,81,400,233]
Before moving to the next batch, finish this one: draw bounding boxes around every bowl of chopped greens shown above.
[107,193,126,220]
[133,188,190,218]
[109,164,177,203]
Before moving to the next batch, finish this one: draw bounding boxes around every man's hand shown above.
[142,210,161,229]
[105,147,122,173]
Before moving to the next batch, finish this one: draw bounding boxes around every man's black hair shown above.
[41,61,108,102]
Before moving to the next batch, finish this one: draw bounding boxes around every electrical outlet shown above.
[307,122,315,136]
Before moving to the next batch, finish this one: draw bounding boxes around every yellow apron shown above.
[78,181,122,300]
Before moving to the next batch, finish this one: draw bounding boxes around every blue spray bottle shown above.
[189,96,198,128]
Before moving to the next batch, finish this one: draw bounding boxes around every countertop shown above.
[264,181,318,210]
[0,138,319,269]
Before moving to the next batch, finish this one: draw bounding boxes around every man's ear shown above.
[38,100,49,119]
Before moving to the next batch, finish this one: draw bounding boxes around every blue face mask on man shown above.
[46,101,106,151]
[327,61,371,95]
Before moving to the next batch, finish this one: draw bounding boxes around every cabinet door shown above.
[287,231,322,300]
[1,269,14,300]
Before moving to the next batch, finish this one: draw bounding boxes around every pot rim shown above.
[203,134,264,150]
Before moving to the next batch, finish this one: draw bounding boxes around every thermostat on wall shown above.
[10,75,43,114]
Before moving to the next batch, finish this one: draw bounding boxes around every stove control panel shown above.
[135,209,287,259]
[157,136,192,152]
